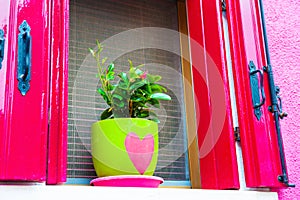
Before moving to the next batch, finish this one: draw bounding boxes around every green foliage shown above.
[90,41,171,122]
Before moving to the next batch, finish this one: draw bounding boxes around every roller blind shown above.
[68,0,190,181]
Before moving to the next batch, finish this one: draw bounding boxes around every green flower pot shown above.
[91,118,159,177]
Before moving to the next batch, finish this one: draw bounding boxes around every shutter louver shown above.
[186,0,239,189]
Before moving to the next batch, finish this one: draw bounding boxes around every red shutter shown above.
[47,0,69,185]
[0,0,51,181]
[186,0,239,189]
[0,0,11,177]
[226,0,287,188]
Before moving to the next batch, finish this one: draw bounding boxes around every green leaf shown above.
[88,48,95,56]
[96,40,103,52]
[137,110,150,118]
[107,83,115,91]
[150,84,167,93]
[148,99,160,108]
[97,88,109,102]
[114,101,125,108]
[101,108,113,120]
[106,71,115,80]
[134,101,148,108]
[97,88,106,96]
[131,96,146,102]
[102,57,108,65]
[136,63,145,69]
[149,111,158,118]
[118,72,129,85]
[108,63,114,72]
[112,93,123,101]
[150,93,171,101]
[135,68,143,76]
[129,70,139,80]
[145,84,152,93]
[150,117,160,123]
[128,59,133,69]
[147,74,162,83]
[149,111,160,123]
[129,81,146,92]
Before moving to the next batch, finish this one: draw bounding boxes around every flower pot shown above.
[91,118,159,177]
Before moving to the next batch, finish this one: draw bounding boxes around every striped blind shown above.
[68,0,190,181]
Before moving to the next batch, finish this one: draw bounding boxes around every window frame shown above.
[63,0,201,187]
[48,0,289,189]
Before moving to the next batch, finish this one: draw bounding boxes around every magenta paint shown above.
[264,0,300,199]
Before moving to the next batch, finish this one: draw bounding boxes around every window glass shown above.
[68,0,190,181]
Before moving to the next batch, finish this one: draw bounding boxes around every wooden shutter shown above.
[186,0,240,189]
[226,0,288,188]
[0,0,11,177]
[0,0,51,181]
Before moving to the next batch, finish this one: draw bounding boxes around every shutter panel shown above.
[186,0,239,189]
[226,0,288,188]
[0,0,51,181]
[47,0,68,184]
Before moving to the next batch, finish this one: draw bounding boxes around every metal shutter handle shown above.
[0,29,5,70]
[249,61,266,120]
[17,20,31,96]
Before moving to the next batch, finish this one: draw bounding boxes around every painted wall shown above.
[264,0,300,199]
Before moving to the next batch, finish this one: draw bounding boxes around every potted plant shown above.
[89,41,171,180]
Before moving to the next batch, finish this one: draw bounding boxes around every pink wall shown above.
[264,0,300,199]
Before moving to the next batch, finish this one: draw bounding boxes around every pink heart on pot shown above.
[125,133,154,175]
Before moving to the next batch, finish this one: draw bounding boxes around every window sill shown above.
[0,185,278,200]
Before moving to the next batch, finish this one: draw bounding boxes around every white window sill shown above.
[0,185,278,200]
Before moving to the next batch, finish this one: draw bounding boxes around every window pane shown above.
[68,0,190,181]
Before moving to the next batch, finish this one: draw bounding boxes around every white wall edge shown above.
[0,186,278,200]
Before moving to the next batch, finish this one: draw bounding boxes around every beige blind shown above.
[68,0,189,181]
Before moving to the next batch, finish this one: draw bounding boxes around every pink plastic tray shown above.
[90,175,164,188]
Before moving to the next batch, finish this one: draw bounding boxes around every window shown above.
[0,0,290,189]
[67,0,198,185]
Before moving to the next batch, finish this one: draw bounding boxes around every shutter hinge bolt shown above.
[234,127,240,142]
[221,0,226,11]
[278,174,295,187]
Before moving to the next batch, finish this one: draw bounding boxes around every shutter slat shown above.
[187,0,239,189]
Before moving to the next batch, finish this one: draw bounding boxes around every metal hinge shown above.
[221,0,226,11]
[234,127,240,142]
[267,84,288,119]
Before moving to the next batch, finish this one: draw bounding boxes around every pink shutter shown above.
[0,0,11,177]
[0,0,51,181]
[226,0,287,188]
[47,0,69,185]
[186,0,239,189]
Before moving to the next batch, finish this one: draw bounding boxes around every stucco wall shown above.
[264,0,300,199]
